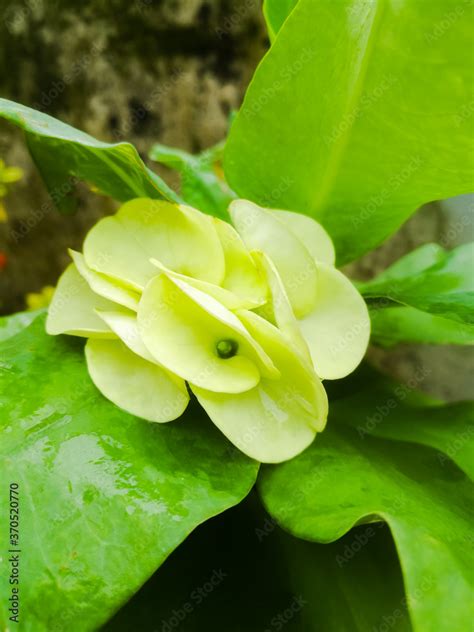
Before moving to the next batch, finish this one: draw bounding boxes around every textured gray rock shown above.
[0,0,266,313]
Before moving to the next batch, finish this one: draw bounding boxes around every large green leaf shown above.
[0,308,44,342]
[369,305,474,347]
[258,384,474,632]
[263,0,299,40]
[0,314,258,632]
[225,0,474,264]
[0,99,179,213]
[360,243,474,325]
[149,142,234,220]
[107,493,411,632]
[330,364,474,479]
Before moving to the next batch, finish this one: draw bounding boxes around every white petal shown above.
[272,210,336,266]
[85,338,189,423]
[96,308,191,397]
[229,199,318,317]
[69,249,140,311]
[213,218,268,307]
[96,309,159,363]
[299,264,370,380]
[192,310,328,463]
[46,264,115,338]
[83,198,225,290]
[149,258,253,311]
[252,251,312,365]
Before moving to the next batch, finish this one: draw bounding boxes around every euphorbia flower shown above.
[46,197,369,463]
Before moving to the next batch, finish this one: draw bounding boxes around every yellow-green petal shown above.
[229,199,318,317]
[69,249,140,311]
[46,264,115,338]
[192,310,327,463]
[83,198,225,290]
[149,258,253,311]
[85,338,189,423]
[252,251,312,365]
[272,209,336,266]
[299,264,370,380]
[213,217,268,307]
[138,274,278,393]
[96,309,159,362]
[96,308,189,398]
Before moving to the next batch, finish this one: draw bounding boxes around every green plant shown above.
[0,1,472,630]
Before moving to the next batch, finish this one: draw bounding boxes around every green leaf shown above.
[258,378,474,632]
[0,99,179,213]
[0,314,258,632]
[0,308,44,342]
[225,0,473,264]
[360,243,474,325]
[273,525,411,632]
[369,305,474,347]
[107,493,411,632]
[330,364,474,480]
[149,142,234,220]
[263,0,299,41]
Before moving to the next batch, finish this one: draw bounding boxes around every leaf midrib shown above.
[313,0,386,215]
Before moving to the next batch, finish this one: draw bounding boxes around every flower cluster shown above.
[46,198,369,462]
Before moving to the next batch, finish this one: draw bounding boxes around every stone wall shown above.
[0,0,267,313]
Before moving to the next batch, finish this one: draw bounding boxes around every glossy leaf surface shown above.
[0,314,258,631]
[0,99,178,213]
[106,494,411,632]
[259,368,474,632]
[225,0,474,263]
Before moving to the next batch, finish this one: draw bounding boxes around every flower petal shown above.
[85,338,189,423]
[149,258,253,311]
[229,199,318,317]
[83,198,225,290]
[192,310,327,463]
[96,309,159,363]
[213,218,268,307]
[69,249,140,311]
[96,308,192,400]
[138,274,278,393]
[46,264,115,338]
[252,251,312,365]
[299,263,370,380]
[271,210,336,266]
